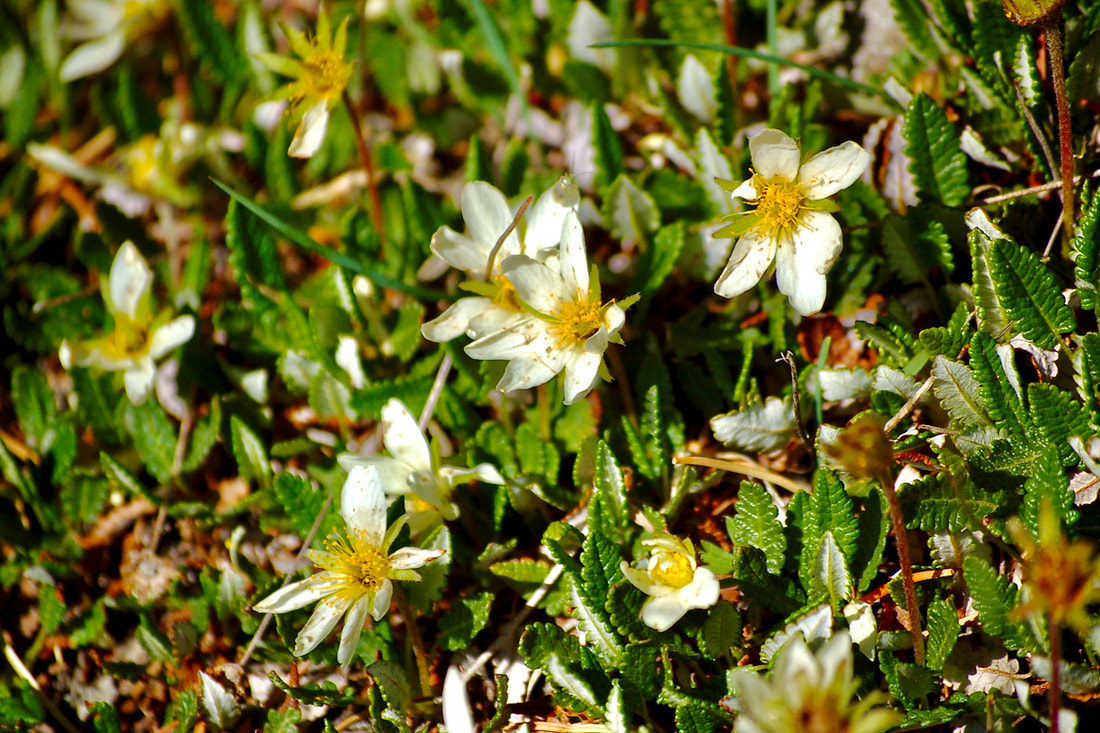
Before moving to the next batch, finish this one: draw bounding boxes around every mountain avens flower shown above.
[464,210,634,405]
[422,177,579,343]
[620,532,719,631]
[731,632,899,733]
[338,398,505,534]
[255,8,354,158]
[253,465,445,667]
[59,0,170,82]
[714,128,871,316]
[60,241,194,405]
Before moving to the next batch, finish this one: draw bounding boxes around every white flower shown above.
[463,210,632,405]
[338,399,505,534]
[59,0,169,82]
[714,128,871,316]
[253,465,446,667]
[60,241,194,405]
[619,533,719,631]
[422,177,579,343]
[731,631,899,733]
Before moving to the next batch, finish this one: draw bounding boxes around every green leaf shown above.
[700,601,741,661]
[262,709,302,733]
[100,451,148,498]
[710,397,797,452]
[760,604,832,663]
[799,470,859,594]
[1072,185,1100,311]
[11,366,57,454]
[633,220,684,295]
[438,592,494,651]
[989,237,1075,351]
[1021,442,1077,534]
[592,102,624,191]
[229,415,271,490]
[726,481,786,574]
[175,0,248,84]
[601,174,659,247]
[888,0,947,60]
[881,212,954,286]
[969,331,1028,437]
[369,659,413,718]
[853,319,917,369]
[903,94,969,206]
[225,199,286,297]
[1028,383,1091,467]
[308,370,354,421]
[121,400,177,486]
[810,531,852,610]
[489,557,552,583]
[969,227,1010,338]
[932,355,992,428]
[852,488,890,593]
[183,398,222,473]
[273,472,332,537]
[390,299,425,362]
[962,555,1031,651]
[594,442,629,534]
[1078,333,1100,427]
[924,598,959,672]
[89,702,122,733]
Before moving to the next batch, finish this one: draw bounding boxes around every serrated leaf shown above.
[811,531,852,610]
[710,397,796,452]
[989,237,1075,351]
[1021,442,1076,534]
[545,651,599,710]
[121,400,176,485]
[881,212,953,286]
[1072,185,1100,311]
[969,331,1028,437]
[700,601,741,660]
[439,592,493,651]
[802,469,859,567]
[183,397,222,473]
[602,174,659,246]
[309,370,354,420]
[369,659,412,715]
[263,709,302,733]
[100,451,147,498]
[727,481,786,574]
[1028,383,1091,467]
[964,555,1037,652]
[89,702,122,733]
[273,472,332,537]
[695,127,734,214]
[853,488,891,593]
[932,355,993,427]
[1079,333,1100,427]
[634,220,684,295]
[605,681,628,733]
[760,604,832,663]
[176,0,248,84]
[490,558,552,583]
[391,299,425,362]
[199,672,242,730]
[854,320,916,369]
[592,102,624,190]
[594,442,629,533]
[924,598,959,672]
[968,227,1010,338]
[903,94,969,206]
[889,0,947,60]
[229,415,270,489]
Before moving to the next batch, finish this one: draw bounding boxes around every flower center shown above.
[649,548,694,588]
[549,298,602,347]
[105,316,151,359]
[318,531,390,593]
[299,49,352,100]
[751,175,806,243]
[491,275,521,312]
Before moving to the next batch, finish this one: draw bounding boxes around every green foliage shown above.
[924,598,959,672]
[1072,186,1100,311]
[968,331,1028,437]
[726,481,786,574]
[1027,383,1090,467]
[903,94,969,207]
[989,237,1075,351]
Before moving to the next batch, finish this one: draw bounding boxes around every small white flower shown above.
[253,465,446,667]
[59,241,194,405]
[59,0,169,82]
[731,631,899,733]
[338,399,505,534]
[714,128,871,316]
[620,533,719,632]
[463,210,632,405]
[422,178,579,343]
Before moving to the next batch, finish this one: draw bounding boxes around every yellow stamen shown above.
[748,174,807,244]
[549,298,602,347]
[649,547,694,588]
[317,530,390,596]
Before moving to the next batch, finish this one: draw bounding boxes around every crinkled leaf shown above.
[727,480,786,574]
[711,397,796,452]
[903,93,969,206]
[199,672,242,730]
[989,237,1075,351]
[932,355,992,428]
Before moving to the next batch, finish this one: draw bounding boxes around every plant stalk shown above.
[879,469,925,665]
[394,587,433,698]
[1043,19,1075,255]
[342,91,385,245]
[1049,614,1062,733]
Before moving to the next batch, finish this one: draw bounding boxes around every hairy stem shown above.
[1044,20,1075,254]
[342,91,385,245]
[879,469,925,665]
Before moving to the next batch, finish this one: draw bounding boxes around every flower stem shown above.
[1049,613,1062,733]
[394,586,433,698]
[342,91,385,245]
[1044,19,1075,255]
[878,469,925,665]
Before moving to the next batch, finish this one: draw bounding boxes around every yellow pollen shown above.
[549,298,602,347]
[750,175,806,243]
[104,316,150,359]
[320,531,389,593]
[491,275,521,311]
[299,49,352,100]
[649,548,694,588]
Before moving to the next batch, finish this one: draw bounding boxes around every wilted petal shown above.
[748,129,800,181]
[341,465,387,542]
[713,233,775,299]
[381,399,432,473]
[288,101,329,158]
[294,595,351,656]
[109,242,152,321]
[148,315,195,359]
[799,142,872,199]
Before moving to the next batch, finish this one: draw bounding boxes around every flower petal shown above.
[496,351,565,394]
[337,454,414,495]
[109,242,152,321]
[713,233,775,299]
[730,178,758,201]
[524,177,579,253]
[389,546,446,570]
[253,577,330,614]
[294,595,351,656]
[59,30,126,81]
[438,463,506,486]
[124,359,156,405]
[337,593,373,666]
[148,315,195,360]
[465,306,528,341]
[774,211,841,316]
[798,141,872,199]
[462,182,518,260]
[430,226,491,276]
[748,129,800,181]
[341,465,387,543]
[371,578,394,620]
[562,349,601,405]
[288,101,329,158]
[502,254,566,314]
[422,297,495,343]
[465,317,551,362]
[640,594,691,632]
[682,567,720,611]
[381,399,432,473]
[557,210,589,298]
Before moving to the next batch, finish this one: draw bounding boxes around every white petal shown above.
[501,255,566,314]
[442,663,477,733]
[109,242,152,321]
[341,465,387,543]
[798,141,872,199]
[601,303,625,336]
[382,399,432,473]
[461,182,518,260]
[562,350,602,405]
[641,594,691,632]
[294,595,351,656]
[337,593,373,666]
[557,210,589,298]
[371,579,393,620]
[337,455,414,495]
[713,234,775,299]
[748,129,801,181]
[430,226,490,276]
[389,546,446,570]
[730,178,758,201]
[465,306,528,341]
[815,630,853,683]
[682,567,720,610]
[288,101,329,158]
[774,211,842,316]
[124,360,156,404]
[59,30,126,81]
[524,177,579,253]
[496,352,564,393]
[677,54,716,122]
[421,297,494,343]
[148,316,195,359]
[464,317,551,361]
[439,463,506,486]
[252,577,329,614]
[772,633,818,687]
